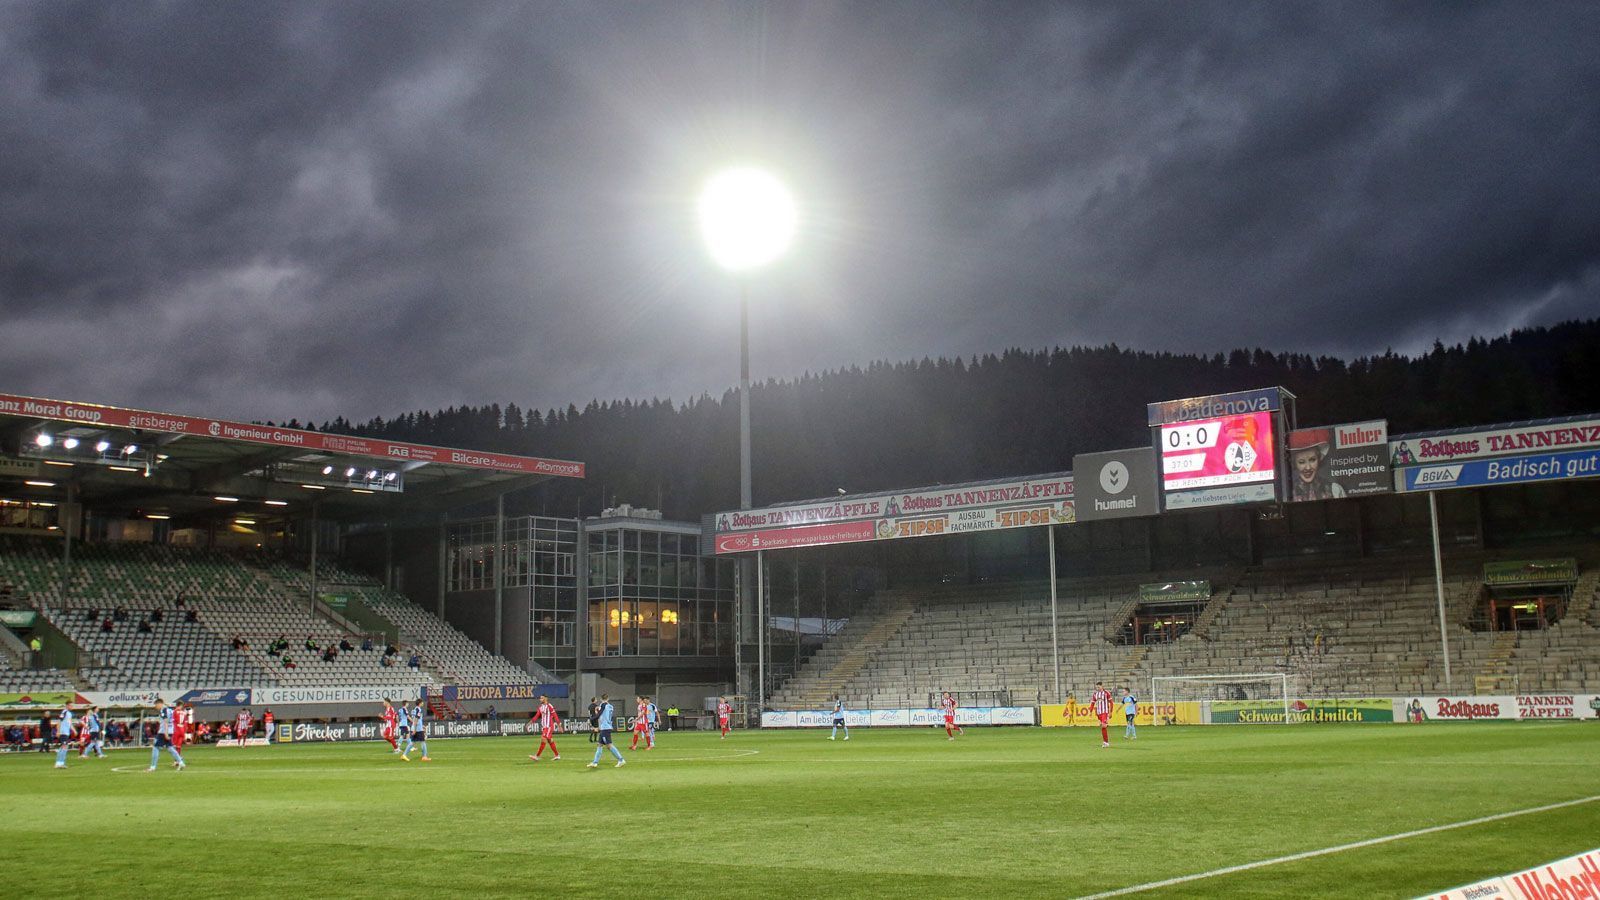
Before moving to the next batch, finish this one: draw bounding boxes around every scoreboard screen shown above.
[1160,411,1277,491]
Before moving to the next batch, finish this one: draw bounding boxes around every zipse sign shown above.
[714,475,1073,533]
[0,392,584,478]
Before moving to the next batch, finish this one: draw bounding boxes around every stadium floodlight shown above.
[300,484,326,490]
[95,440,111,453]
[367,470,378,480]
[214,496,239,503]
[345,467,356,478]
[264,500,288,507]
[697,166,797,716]
[322,465,334,475]
[34,433,53,448]
[235,518,256,526]
[146,514,171,520]
[24,480,55,488]
[697,167,797,273]
[385,472,397,482]
[61,437,79,450]
[123,444,138,455]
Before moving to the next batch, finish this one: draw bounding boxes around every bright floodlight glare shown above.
[697,167,797,272]
[95,440,110,453]
[62,437,79,450]
[34,433,53,448]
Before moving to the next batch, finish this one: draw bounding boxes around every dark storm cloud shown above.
[2,1,1598,425]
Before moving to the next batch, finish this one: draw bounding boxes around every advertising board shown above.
[0,392,583,478]
[1209,698,1393,724]
[1397,447,1600,493]
[1287,420,1391,501]
[758,707,1036,728]
[1074,448,1160,521]
[1390,416,1600,466]
[711,474,1074,553]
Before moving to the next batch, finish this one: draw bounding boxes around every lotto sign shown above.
[1160,411,1278,491]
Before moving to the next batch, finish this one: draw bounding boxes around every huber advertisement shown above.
[1287,420,1391,502]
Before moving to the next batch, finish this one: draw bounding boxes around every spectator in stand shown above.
[113,605,128,622]
[184,608,199,623]
[149,608,163,623]
[84,608,98,623]
[282,655,297,670]
[137,618,153,634]
[384,643,398,657]
[407,652,420,670]
[380,654,393,668]
[322,645,337,663]
[101,617,114,633]
[174,595,186,609]
[29,635,43,654]
[304,636,318,652]
[339,638,354,652]
[361,636,374,652]
[231,635,244,650]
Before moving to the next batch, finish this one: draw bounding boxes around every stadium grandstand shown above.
[717,394,1600,722]
[0,391,583,717]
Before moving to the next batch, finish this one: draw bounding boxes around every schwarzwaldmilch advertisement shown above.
[1287,420,1391,502]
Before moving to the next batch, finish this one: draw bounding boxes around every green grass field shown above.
[3,723,1597,898]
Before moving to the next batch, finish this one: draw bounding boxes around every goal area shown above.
[1151,673,1291,724]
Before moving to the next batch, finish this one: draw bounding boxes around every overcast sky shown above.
[3,2,1597,425]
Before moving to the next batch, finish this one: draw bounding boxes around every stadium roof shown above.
[0,391,583,526]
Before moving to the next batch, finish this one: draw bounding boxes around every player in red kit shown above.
[380,699,399,751]
[940,692,963,740]
[1091,682,1113,748]
[716,697,732,739]
[234,707,252,748]
[171,704,190,758]
[628,696,654,750]
[528,695,561,761]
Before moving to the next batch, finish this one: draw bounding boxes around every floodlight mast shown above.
[697,166,797,719]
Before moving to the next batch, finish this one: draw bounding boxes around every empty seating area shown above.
[45,596,271,690]
[191,597,432,690]
[774,548,1600,707]
[0,652,76,692]
[363,590,545,684]
[0,536,543,691]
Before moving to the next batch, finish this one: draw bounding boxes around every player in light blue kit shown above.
[148,699,186,772]
[646,697,659,747]
[53,706,74,768]
[1122,690,1138,740]
[401,702,430,761]
[79,706,106,759]
[829,696,849,741]
[587,694,625,769]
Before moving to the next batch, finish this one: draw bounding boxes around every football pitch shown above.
[3,723,1596,898]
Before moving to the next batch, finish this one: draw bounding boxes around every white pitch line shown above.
[1076,793,1600,899]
